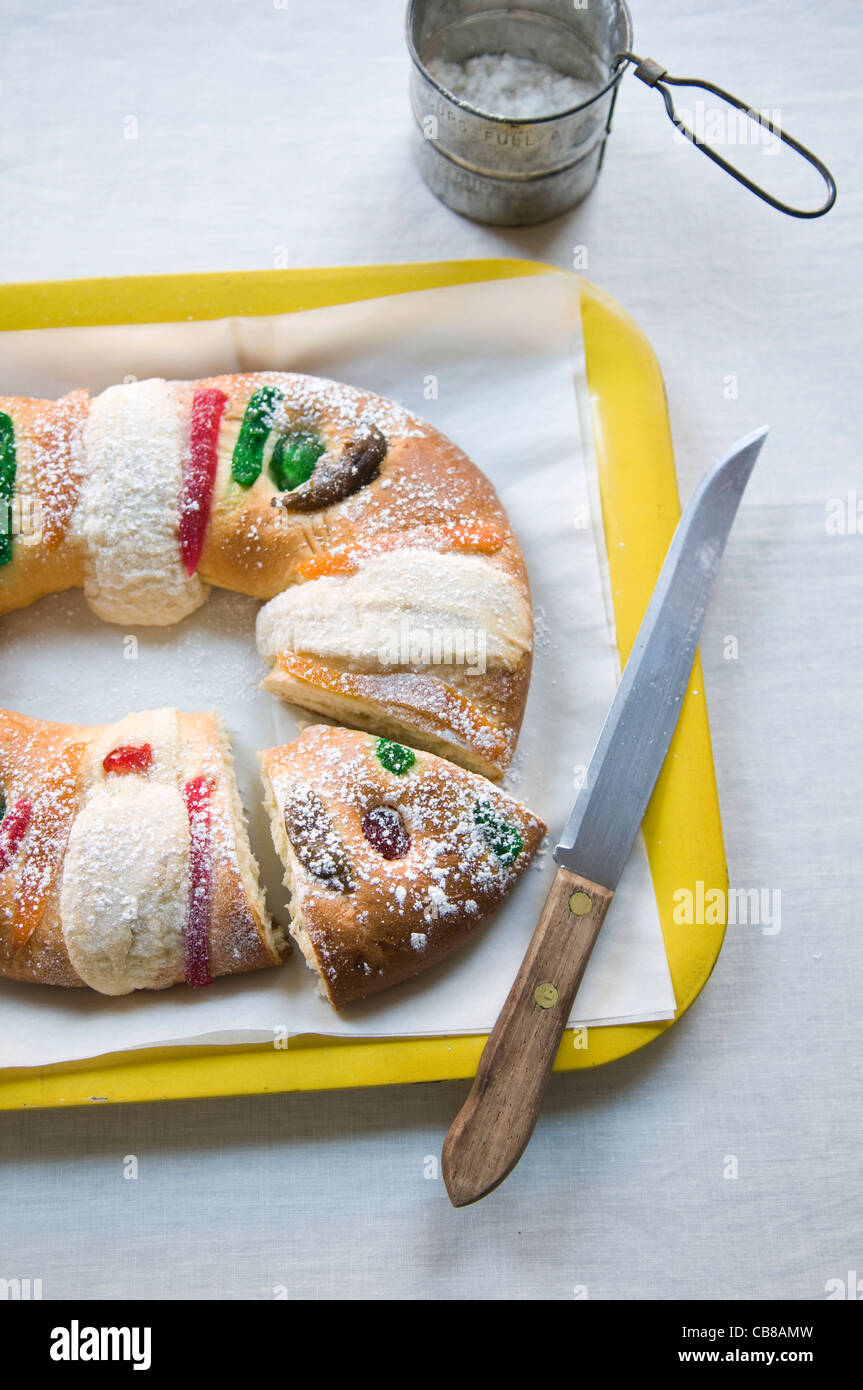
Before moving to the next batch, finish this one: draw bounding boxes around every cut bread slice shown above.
[0,705,286,992]
[260,725,546,1009]
[256,547,533,782]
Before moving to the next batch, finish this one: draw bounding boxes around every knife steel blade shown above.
[442,427,768,1208]
[555,425,769,889]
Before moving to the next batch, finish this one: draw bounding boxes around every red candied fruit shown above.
[361,805,411,860]
[0,798,33,873]
[183,774,214,988]
[180,388,228,577]
[102,744,154,775]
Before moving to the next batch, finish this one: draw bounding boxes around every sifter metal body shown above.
[407,0,633,226]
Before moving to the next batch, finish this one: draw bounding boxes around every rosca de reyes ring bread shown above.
[0,705,284,993]
[260,726,547,1009]
[0,373,533,779]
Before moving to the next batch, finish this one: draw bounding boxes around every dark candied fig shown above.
[272,427,387,513]
[361,805,411,861]
[283,785,355,893]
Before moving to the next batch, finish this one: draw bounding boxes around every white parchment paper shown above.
[0,273,675,1067]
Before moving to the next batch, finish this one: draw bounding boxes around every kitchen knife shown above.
[442,426,768,1208]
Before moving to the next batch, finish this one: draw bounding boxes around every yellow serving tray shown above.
[0,259,727,1109]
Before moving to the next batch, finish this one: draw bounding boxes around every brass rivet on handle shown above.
[569,890,593,916]
[534,982,559,1009]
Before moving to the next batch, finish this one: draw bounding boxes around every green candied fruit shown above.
[0,412,17,568]
[0,784,5,825]
[474,799,523,865]
[231,386,283,486]
[270,431,326,492]
[375,738,416,776]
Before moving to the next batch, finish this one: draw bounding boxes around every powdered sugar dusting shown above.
[260,372,429,446]
[257,548,531,674]
[27,389,89,551]
[264,726,546,1004]
[75,379,209,625]
[61,781,189,995]
[0,706,265,992]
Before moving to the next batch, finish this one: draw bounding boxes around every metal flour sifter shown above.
[406,0,836,226]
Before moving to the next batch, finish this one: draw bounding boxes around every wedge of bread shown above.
[0,705,285,993]
[260,725,546,1009]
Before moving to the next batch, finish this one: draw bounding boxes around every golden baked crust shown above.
[189,373,527,597]
[0,705,284,991]
[0,394,87,616]
[260,653,532,782]
[0,373,533,777]
[0,708,89,985]
[260,725,546,1009]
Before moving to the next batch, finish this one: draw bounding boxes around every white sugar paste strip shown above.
[60,781,189,995]
[256,549,532,673]
[76,379,208,625]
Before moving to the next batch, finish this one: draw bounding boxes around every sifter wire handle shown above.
[616,51,837,218]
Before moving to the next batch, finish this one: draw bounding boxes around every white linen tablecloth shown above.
[0,0,860,1300]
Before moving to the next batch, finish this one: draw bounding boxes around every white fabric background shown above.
[0,0,860,1300]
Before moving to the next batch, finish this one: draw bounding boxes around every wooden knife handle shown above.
[442,866,613,1208]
